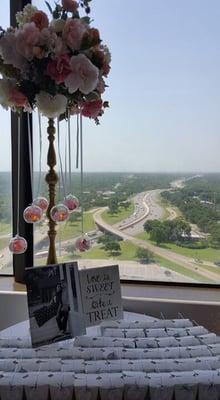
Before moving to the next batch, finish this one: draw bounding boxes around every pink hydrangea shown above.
[64,53,99,94]
[81,100,103,119]
[63,18,87,51]
[46,54,71,84]
[16,22,40,60]
[62,0,79,13]
[31,11,49,30]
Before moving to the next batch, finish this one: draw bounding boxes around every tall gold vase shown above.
[45,119,59,265]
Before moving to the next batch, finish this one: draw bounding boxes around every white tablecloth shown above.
[0,312,220,400]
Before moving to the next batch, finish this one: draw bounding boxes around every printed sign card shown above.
[26,263,123,347]
[25,262,86,348]
[79,265,123,326]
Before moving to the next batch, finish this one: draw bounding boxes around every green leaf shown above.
[81,16,91,24]
[45,1,53,15]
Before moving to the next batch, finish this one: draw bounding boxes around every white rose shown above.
[50,18,66,33]
[35,92,67,119]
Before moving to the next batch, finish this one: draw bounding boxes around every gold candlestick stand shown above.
[45,119,59,265]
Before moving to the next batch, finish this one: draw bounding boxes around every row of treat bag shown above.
[25,262,123,348]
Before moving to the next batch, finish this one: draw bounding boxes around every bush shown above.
[175,240,208,249]
[136,248,154,264]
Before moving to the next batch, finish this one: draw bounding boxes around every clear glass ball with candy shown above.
[50,204,69,223]
[9,235,27,254]
[75,234,91,252]
[32,197,49,213]
[23,205,43,224]
[64,194,79,213]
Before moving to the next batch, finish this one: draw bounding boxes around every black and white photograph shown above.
[25,262,85,347]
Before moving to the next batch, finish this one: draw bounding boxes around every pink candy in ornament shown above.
[33,197,49,212]
[50,204,69,223]
[75,234,91,252]
[9,235,27,254]
[23,205,43,223]
[64,194,79,213]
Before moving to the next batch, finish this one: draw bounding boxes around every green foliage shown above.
[108,198,119,214]
[162,176,220,235]
[65,243,76,256]
[104,240,121,256]
[144,218,191,245]
[98,233,121,255]
[136,248,153,263]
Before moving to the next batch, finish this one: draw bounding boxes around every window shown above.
[0,0,12,275]
[2,0,220,287]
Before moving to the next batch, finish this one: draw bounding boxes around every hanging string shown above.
[16,115,21,235]
[27,113,33,198]
[36,111,42,197]
[64,125,68,193]
[76,113,79,169]
[57,118,66,199]
[80,112,84,234]
[67,109,72,193]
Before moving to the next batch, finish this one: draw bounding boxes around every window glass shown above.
[0,0,12,274]
[32,0,220,285]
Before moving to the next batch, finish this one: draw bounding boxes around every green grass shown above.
[0,237,9,251]
[157,196,170,220]
[57,211,96,241]
[57,238,210,282]
[164,243,220,263]
[0,222,11,235]
[136,232,151,241]
[102,203,135,225]
[158,195,181,221]
[136,232,220,263]
[155,255,211,283]
[81,240,140,261]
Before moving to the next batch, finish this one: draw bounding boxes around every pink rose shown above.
[16,22,40,60]
[62,0,79,13]
[9,88,28,107]
[31,11,49,30]
[64,53,99,94]
[81,100,103,119]
[46,54,71,84]
[63,18,87,51]
[81,28,100,48]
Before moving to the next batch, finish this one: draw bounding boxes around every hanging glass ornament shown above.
[64,194,79,213]
[75,234,91,252]
[33,197,49,212]
[23,205,43,224]
[50,204,69,223]
[9,235,27,254]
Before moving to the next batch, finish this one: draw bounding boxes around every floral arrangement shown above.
[0,0,110,122]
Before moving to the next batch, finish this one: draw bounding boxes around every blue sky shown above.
[0,0,220,172]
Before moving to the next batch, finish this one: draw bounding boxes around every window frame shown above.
[1,0,219,289]
[9,0,33,282]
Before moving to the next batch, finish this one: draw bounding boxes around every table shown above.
[0,312,220,400]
